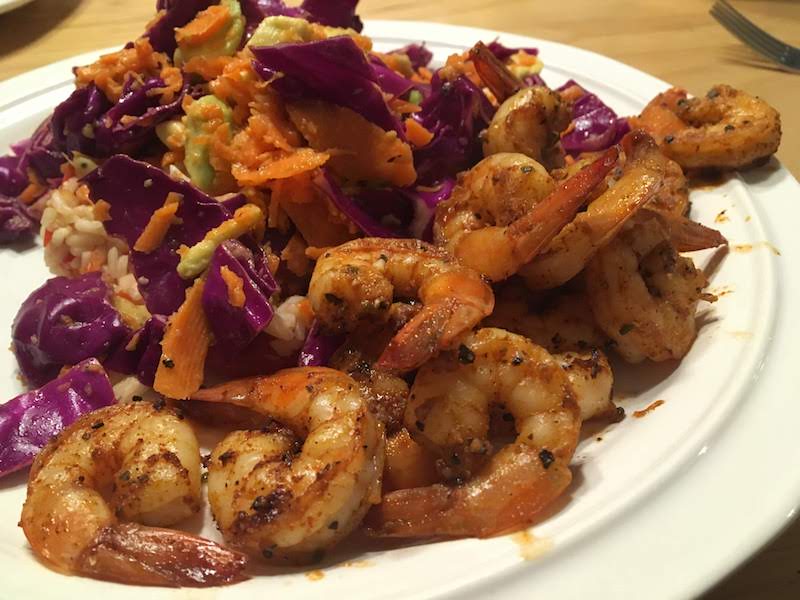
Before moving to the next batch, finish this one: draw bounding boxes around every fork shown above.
[710,0,800,72]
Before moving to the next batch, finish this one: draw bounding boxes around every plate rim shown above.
[0,18,799,600]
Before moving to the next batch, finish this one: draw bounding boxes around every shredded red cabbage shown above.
[412,73,495,184]
[298,320,344,367]
[0,195,36,243]
[557,79,630,156]
[146,0,217,54]
[486,40,539,61]
[12,272,130,387]
[104,315,167,386]
[251,36,404,138]
[84,155,237,315]
[202,240,277,353]
[0,359,116,478]
[389,43,433,70]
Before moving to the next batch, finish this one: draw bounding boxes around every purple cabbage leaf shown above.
[389,43,433,71]
[486,40,538,61]
[0,195,36,243]
[298,320,344,367]
[104,315,167,386]
[251,36,404,138]
[146,0,217,54]
[412,73,495,184]
[0,359,116,478]
[11,272,130,387]
[84,155,237,315]
[202,239,278,353]
[557,79,630,156]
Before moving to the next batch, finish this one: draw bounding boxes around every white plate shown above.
[0,19,799,600]
[0,0,34,16]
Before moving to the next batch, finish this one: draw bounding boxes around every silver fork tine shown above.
[713,1,786,55]
[712,7,783,61]
[710,0,799,69]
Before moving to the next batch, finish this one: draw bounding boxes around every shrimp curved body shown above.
[368,328,580,538]
[433,147,620,282]
[483,86,571,169]
[519,130,667,290]
[193,368,385,563]
[484,282,608,354]
[633,85,781,170]
[556,350,616,421]
[308,238,494,372]
[20,402,247,587]
[586,217,713,362]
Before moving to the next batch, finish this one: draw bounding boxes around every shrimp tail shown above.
[469,41,522,102]
[641,207,728,251]
[506,145,620,264]
[366,446,572,538]
[78,523,249,587]
[375,299,460,373]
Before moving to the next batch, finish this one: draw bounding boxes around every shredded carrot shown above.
[389,97,422,114]
[75,38,170,103]
[231,148,330,186]
[274,175,354,247]
[176,5,230,46]
[439,52,482,86]
[133,192,182,253]
[371,51,414,77]
[559,84,584,103]
[18,181,46,205]
[93,200,112,222]
[183,55,235,81]
[404,118,434,147]
[43,230,53,246]
[154,278,212,399]
[305,246,329,260]
[60,162,76,179]
[511,50,539,66]
[220,265,246,308]
[412,66,433,84]
[286,101,416,187]
[297,297,314,322]
[281,233,311,277]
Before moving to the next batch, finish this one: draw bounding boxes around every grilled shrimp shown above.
[556,350,616,421]
[20,402,247,587]
[483,87,571,170]
[585,216,715,362]
[483,285,615,421]
[519,130,666,290]
[308,238,494,372]
[433,147,620,282]
[632,85,781,170]
[383,428,441,493]
[484,281,608,353]
[193,368,385,563]
[368,328,580,538]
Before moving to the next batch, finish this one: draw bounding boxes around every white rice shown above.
[40,177,143,304]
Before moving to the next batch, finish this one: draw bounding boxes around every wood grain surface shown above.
[0,0,798,597]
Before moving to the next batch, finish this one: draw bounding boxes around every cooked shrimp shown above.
[483,281,608,353]
[556,350,617,421]
[329,311,414,434]
[483,87,571,169]
[636,207,728,252]
[519,130,666,290]
[632,85,781,170]
[368,328,580,538]
[383,428,441,493]
[20,402,247,587]
[469,41,523,102]
[308,238,494,372]
[193,368,385,563]
[585,217,714,362]
[433,147,620,282]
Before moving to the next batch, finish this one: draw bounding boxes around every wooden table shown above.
[0,0,797,597]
